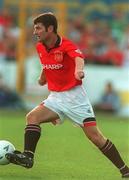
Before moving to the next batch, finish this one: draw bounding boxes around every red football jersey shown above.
[36,36,84,91]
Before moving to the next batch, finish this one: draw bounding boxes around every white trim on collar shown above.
[59,37,62,46]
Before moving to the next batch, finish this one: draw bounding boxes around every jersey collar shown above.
[46,35,61,52]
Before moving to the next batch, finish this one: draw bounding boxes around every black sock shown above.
[99,139,129,175]
[24,124,41,158]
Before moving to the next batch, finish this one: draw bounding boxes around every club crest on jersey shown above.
[54,51,63,62]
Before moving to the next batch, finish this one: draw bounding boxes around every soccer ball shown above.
[0,140,15,165]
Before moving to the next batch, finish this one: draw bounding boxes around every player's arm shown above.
[74,56,85,80]
[38,68,46,86]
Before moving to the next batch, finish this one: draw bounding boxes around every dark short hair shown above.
[33,12,57,33]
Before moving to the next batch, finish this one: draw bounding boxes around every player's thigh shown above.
[26,104,59,124]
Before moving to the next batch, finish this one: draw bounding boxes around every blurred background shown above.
[0,0,129,116]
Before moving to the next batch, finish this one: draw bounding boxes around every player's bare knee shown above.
[26,112,38,125]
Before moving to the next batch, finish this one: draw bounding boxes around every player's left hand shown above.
[75,70,85,80]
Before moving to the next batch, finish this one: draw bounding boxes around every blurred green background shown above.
[0,0,129,179]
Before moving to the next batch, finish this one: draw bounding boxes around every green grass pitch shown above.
[0,110,129,180]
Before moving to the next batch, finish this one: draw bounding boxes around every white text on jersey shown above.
[42,64,63,70]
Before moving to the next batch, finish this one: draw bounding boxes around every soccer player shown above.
[6,12,129,178]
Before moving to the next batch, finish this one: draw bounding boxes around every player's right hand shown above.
[38,78,46,86]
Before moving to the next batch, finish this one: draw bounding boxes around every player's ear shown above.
[48,25,54,33]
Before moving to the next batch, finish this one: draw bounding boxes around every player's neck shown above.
[43,34,58,50]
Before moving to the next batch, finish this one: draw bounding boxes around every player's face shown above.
[33,23,50,43]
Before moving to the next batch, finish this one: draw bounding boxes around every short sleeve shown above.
[64,40,84,59]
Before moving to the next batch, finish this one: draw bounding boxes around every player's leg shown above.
[6,105,59,168]
[82,119,129,178]
[24,104,59,156]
